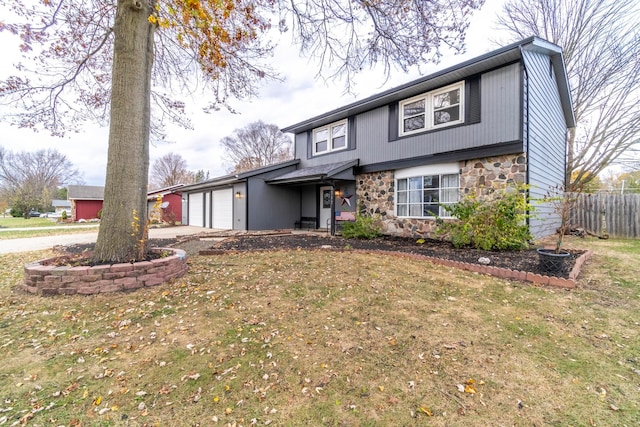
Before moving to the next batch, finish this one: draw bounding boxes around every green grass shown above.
[0,216,99,239]
[0,216,62,228]
[0,236,639,426]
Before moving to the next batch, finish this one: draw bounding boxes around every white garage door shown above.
[212,188,233,229]
[188,193,204,227]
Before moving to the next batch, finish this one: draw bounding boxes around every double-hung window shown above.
[313,120,348,155]
[399,82,464,136]
[396,165,460,217]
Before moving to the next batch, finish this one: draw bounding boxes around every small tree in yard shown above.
[540,184,581,254]
[437,186,533,251]
[0,0,484,263]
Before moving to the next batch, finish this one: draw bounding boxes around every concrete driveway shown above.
[0,225,206,254]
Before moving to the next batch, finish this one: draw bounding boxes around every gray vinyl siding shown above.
[233,183,246,230]
[246,165,301,230]
[300,185,317,218]
[523,50,568,238]
[247,179,300,230]
[296,64,522,168]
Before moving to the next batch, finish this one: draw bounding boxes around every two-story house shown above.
[180,36,574,239]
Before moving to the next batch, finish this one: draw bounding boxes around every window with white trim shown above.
[313,120,348,155]
[396,173,460,217]
[399,82,464,136]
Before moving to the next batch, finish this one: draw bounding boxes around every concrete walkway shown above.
[0,225,206,254]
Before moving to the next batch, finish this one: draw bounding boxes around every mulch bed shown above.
[61,233,584,279]
[203,233,583,279]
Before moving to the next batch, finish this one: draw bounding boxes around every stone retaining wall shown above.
[23,248,188,296]
[356,154,527,239]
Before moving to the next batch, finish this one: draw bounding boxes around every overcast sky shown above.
[0,0,508,186]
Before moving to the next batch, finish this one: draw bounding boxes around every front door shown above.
[319,186,333,229]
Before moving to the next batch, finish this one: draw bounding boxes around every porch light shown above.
[235,191,243,199]
[334,189,341,197]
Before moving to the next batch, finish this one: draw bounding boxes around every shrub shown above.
[436,186,533,251]
[341,214,381,239]
[61,210,68,220]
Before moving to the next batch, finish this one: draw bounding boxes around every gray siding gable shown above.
[283,36,573,135]
[296,63,523,169]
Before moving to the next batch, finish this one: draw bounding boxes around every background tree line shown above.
[0,146,81,218]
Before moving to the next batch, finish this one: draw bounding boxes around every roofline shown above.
[147,184,185,195]
[282,36,574,133]
[179,159,300,193]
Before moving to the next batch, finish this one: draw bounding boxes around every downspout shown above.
[521,47,532,231]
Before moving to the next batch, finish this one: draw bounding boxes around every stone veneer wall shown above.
[356,153,527,238]
[23,248,188,296]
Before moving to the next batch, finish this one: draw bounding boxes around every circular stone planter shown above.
[23,248,188,296]
[536,247,571,274]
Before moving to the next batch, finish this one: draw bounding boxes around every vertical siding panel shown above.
[298,64,522,169]
[524,50,567,238]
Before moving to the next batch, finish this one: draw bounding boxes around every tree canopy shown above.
[0,0,485,262]
[221,121,292,173]
[497,0,640,190]
[150,152,195,189]
[0,146,82,217]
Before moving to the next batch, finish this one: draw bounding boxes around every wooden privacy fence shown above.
[572,193,640,239]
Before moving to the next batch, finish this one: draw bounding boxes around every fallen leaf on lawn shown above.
[464,379,477,394]
[182,372,201,381]
[418,406,433,416]
[93,396,102,405]
[159,385,172,395]
[192,387,202,403]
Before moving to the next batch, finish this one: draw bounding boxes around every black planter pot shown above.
[537,248,571,274]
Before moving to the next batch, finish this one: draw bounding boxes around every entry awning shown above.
[266,159,359,185]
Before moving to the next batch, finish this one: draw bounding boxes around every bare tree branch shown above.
[496,0,640,189]
[221,121,293,173]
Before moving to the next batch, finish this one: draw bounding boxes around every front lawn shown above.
[0,216,58,228]
[0,216,99,239]
[0,237,638,426]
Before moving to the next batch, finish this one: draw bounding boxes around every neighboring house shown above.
[147,184,184,224]
[67,185,104,221]
[67,184,184,223]
[51,199,71,215]
[179,37,574,238]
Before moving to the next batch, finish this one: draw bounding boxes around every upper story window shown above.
[313,120,348,155]
[399,82,465,136]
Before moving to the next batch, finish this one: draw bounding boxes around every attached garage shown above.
[178,160,301,231]
[188,193,204,227]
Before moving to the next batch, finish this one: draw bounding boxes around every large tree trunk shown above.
[93,0,154,263]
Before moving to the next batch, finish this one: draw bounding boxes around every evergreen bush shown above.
[341,214,381,239]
